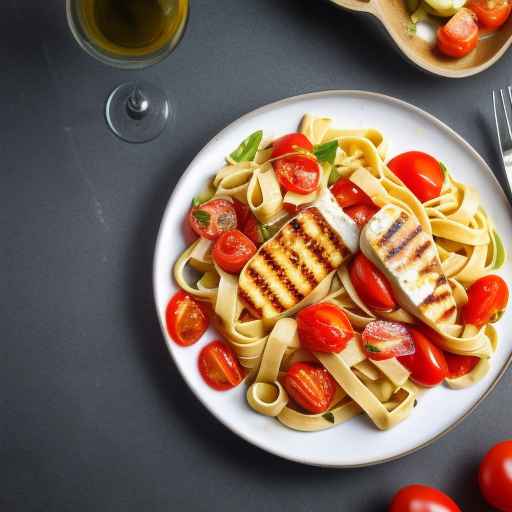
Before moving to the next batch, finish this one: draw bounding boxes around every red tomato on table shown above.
[271,132,313,159]
[188,198,237,240]
[437,8,479,58]
[389,484,461,512]
[212,229,256,273]
[198,340,244,391]
[468,0,512,29]
[387,151,444,202]
[345,204,379,228]
[349,253,397,311]
[273,155,320,194]
[165,290,209,346]
[361,321,415,361]
[330,177,374,208]
[479,440,512,511]
[397,327,448,387]
[462,275,509,327]
[283,362,336,414]
[297,303,353,353]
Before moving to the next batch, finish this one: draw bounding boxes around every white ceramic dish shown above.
[153,91,512,467]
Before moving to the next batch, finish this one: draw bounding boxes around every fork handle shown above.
[330,0,378,16]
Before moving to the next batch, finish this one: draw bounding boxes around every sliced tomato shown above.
[283,202,308,215]
[271,132,313,159]
[330,177,374,208]
[212,229,256,274]
[297,303,353,353]
[231,198,250,227]
[479,440,512,512]
[361,321,415,360]
[468,0,512,28]
[462,275,509,327]
[165,290,208,346]
[273,155,321,195]
[283,362,336,414]
[444,352,480,378]
[387,151,444,202]
[188,198,237,240]
[390,484,461,512]
[198,340,244,391]
[349,253,397,311]
[397,327,448,387]
[437,8,479,58]
[345,204,379,229]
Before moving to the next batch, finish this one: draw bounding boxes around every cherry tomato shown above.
[345,204,379,228]
[463,275,509,327]
[387,151,444,203]
[349,253,397,311]
[397,327,448,387]
[330,177,374,208]
[271,132,313,159]
[479,440,512,512]
[188,198,237,240]
[361,321,415,361]
[212,229,256,274]
[242,214,264,246]
[231,198,250,227]
[198,340,244,391]
[437,8,479,58]
[297,303,353,353]
[282,202,308,215]
[283,362,336,414]
[165,290,208,346]
[273,155,321,195]
[468,0,512,29]
[444,352,480,378]
[389,484,461,512]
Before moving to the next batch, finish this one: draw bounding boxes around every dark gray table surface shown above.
[2,1,511,510]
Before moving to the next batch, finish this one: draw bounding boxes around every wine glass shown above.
[66,0,189,143]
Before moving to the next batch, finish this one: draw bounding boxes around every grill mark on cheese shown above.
[377,212,408,246]
[417,258,440,277]
[438,305,457,322]
[246,267,286,313]
[259,247,305,302]
[308,207,348,256]
[238,289,262,317]
[385,225,422,260]
[421,290,452,306]
[412,240,432,263]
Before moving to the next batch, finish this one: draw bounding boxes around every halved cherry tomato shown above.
[468,0,512,29]
[273,155,321,195]
[297,303,353,353]
[242,214,265,246]
[283,202,308,215]
[330,178,374,208]
[479,440,512,512]
[188,198,237,240]
[387,151,444,202]
[165,290,208,346]
[345,204,379,228]
[437,8,479,58]
[361,321,415,360]
[349,253,397,311]
[212,229,256,273]
[231,198,250,227]
[444,352,480,378]
[271,132,313,159]
[390,484,461,512]
[462,275,509,327]
[283,362,336,414]
[198,340,244,391]
[397,327,448,387]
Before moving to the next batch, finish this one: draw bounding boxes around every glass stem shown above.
[127,85,149,119]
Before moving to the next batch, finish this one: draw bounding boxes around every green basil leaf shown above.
[260,224,278,242]
[328,167,342,187]
[313,140,338,164]
[406,22,417,36]
[365,344,381,353]
[191,197,202,208]
[493,230,506,270]
[192,210,210,228]
[229,130,263,163]
[322,412,335,424]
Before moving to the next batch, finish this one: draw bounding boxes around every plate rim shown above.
[152,90,512,468]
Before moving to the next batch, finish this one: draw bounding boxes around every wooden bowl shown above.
[329,0,512,78]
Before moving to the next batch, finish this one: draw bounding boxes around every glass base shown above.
[105,82,169,143]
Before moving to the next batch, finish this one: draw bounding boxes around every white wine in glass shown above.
[67,0,189,143]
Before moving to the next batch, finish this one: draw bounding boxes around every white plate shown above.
[153,91,512,467]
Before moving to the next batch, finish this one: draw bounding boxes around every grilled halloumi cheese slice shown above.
[239,190,359,320]
[361,204,457,329]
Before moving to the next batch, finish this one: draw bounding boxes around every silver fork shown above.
[492,87,512,198]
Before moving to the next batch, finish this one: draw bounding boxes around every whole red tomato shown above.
[389,484,461,512]
[479,440,512,511]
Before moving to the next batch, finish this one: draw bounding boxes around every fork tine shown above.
[500,88,512,142]
[493,90,505,154]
